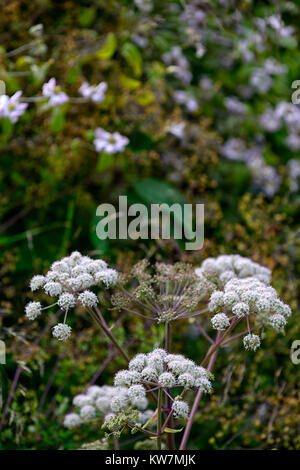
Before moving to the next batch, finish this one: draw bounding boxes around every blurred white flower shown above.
[93,127,129,154]
[0,91,28,123]
[79,81,107,103]
[42,78,69,106]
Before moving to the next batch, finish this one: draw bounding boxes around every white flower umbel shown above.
[210,277,290,350]
[94,268,118,288]
[172,399,189,419]
[52,323,72,341]
[57,293,76,311]
[30,275,46,291]
[243,334,261,351]
[63,413,82,429]
[78,290,98,308]
[211,313,230,331]
[268,313,287,332]
[80,405,96,421]
[201,255,291,351]
[79,81,107,103]
[73,394,94,407]
[63,384,153,430]
[93,127,129,154]
[26,251,118,339]
[196,254,272,291]
[44,281,63,297]
[158,372,176,388]
[25,301,42,320]
[107,349,212,433]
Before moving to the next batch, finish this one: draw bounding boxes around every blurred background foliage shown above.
[0,0,299,450]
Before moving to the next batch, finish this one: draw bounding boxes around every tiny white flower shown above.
[128,384,146,401]
[73,394,93,407]
[52,323,72,341]
[30,275,46,291]
[80,404,96,421]
[172,400,189,419]
[25,301,42,320]
[44,281,62,297]
[232,302,250,318]
[57,293,76,311]
[63,413,81,429]
[194,376,212,393]
[269,313,287,331]
[243,334,261,351]
[158,372,176,388]
[211,313,230,331]
[129,354,147,372]
[94,268,118,287]
[111,395,129,413]
[78,290,98,308]
[177,373,195,389]
[141,367,158,382]
[208,291,225,312]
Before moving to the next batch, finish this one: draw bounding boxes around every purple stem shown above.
[179,331,221,450]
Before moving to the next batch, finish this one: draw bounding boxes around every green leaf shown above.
[133,179,185,206]
[50,107,65,133]
[1,117,13,141]
[97,152,115,171]
[78,7,96,27]
[66,65,81,85]
[121,42,143,77]
[96,33,117,60]
[90,211,110,255]
[132,179,194,241]
[119,74,141,90]
[164,427,183,434]
[129,131,154,152]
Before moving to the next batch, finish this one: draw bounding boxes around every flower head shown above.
[243,334,261,351]
[172,400,189,419]
[25,301,42,320]
[52,323,72,341]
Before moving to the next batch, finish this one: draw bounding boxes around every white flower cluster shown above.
[52,323,72,341]
[25,251,118,340]
[195,254,271,295]
[208,276,291,349]
[63,385,152,429]
[113,349,212,420]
